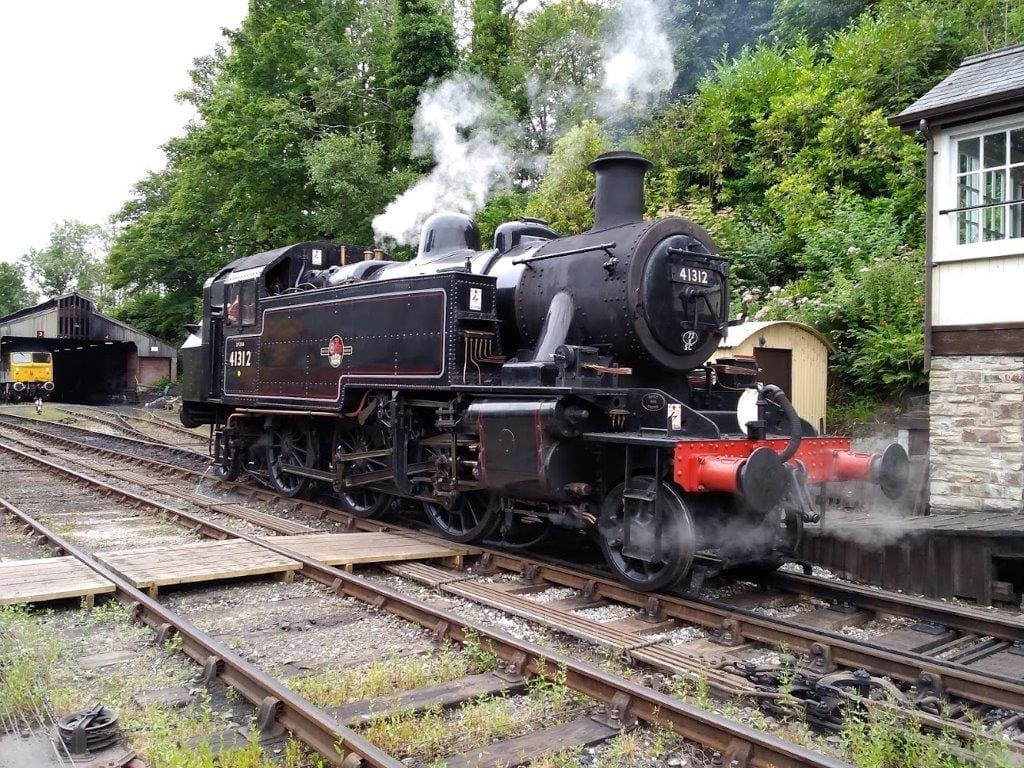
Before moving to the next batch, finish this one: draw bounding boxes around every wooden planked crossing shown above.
[0,556,114,607]
[97,539,301,597]
[93,531,475,596]
[271,532,478,571]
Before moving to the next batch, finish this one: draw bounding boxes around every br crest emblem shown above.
[321,335,353,368]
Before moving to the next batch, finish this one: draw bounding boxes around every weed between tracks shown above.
[668,665,1016,768]
[291,641,481,707]
[346,655,590,764]
[0,601,326,767]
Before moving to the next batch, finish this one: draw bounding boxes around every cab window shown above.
[32,352,50,363]
[11,352,31,364]
[240,280,257,326]
[226,284,240,327]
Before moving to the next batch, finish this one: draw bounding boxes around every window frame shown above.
[239,279,257,326]
[937,114,1024,262]
[225,283,241,327]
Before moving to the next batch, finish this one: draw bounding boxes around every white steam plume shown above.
[598,0,676,119]
[372,74,517,247]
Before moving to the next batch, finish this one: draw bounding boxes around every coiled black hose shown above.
[760,384,802,462]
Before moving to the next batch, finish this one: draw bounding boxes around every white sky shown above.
[0,1,248,263]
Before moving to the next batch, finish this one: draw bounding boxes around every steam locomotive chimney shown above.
[588,150,653,230]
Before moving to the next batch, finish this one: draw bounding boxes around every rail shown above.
[0,434,852,768]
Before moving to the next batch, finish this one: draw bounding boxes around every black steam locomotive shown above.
[181,151,908,589]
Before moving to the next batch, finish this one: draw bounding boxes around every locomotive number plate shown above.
[676,266,711,285]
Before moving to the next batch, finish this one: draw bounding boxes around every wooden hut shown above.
[713,320,831,432]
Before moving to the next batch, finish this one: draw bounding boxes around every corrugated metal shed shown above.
[891,44,1024,129]
[0,293,176,398]
[714,321,831,432]
[0,293,176,360]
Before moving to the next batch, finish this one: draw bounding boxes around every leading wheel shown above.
[598,477,696,591]
[729,507,804,579]
[265,423,316,497]
[422,493,497,544]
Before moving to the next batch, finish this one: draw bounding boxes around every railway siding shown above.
[1,409,1022,764]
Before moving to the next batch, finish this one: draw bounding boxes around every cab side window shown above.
[240,280,257,326]
[226,284,240,327]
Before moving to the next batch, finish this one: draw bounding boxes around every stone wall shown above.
[929,355,1024,512]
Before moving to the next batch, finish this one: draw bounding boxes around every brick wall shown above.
[929,355,1024,512]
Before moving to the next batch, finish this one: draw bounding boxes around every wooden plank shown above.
[0,556,114,606]
[96,539,299,589]
[443,716,618,768]
[269,532,476,567]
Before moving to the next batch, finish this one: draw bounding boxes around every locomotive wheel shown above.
[422,493,497,544]
[212,431,240,481]
[489,516,552,550]
[265,423,316,497]
[729,507,804,579]
[333,425,390,518]
[598,477,696,592]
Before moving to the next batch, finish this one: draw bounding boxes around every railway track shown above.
[0,431,857,768]
[1,410,1023,762]
[106,407,209,449]
[24,409,211,465]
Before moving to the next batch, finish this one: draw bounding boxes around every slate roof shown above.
[891,44,1024,130]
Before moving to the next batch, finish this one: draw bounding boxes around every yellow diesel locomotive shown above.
[1,349,55,402]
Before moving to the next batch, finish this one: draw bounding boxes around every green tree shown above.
[469,0,516,102]
[635,0,1024,397]
[22,220,105,299]
[305,130,416,244]
[513,0,604,152]
[107,0,401,341]
[387,0,458,163]
[769,0,872,45]
[525,120,609,232]
[0,262,36,317]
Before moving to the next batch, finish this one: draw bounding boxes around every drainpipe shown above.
[921,118,934,372]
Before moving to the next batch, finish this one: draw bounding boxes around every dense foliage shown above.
[7,0,1021,405]
[0,263,35,318]
[634,0,1024,398]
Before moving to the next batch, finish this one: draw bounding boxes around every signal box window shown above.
[956,127,1024,244]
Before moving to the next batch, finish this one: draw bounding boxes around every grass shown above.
[359,658,587,762]
[0,602,325,767]
[291,643,475,708]
[839,707,1015,768]
[138,707,326,768]
[0,403,71,423]
[0,605,64,716]
[361,692,548,761]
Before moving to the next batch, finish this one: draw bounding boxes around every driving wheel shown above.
[333,424,391,518]
[422,492,497,543]
[265,422,317,497]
